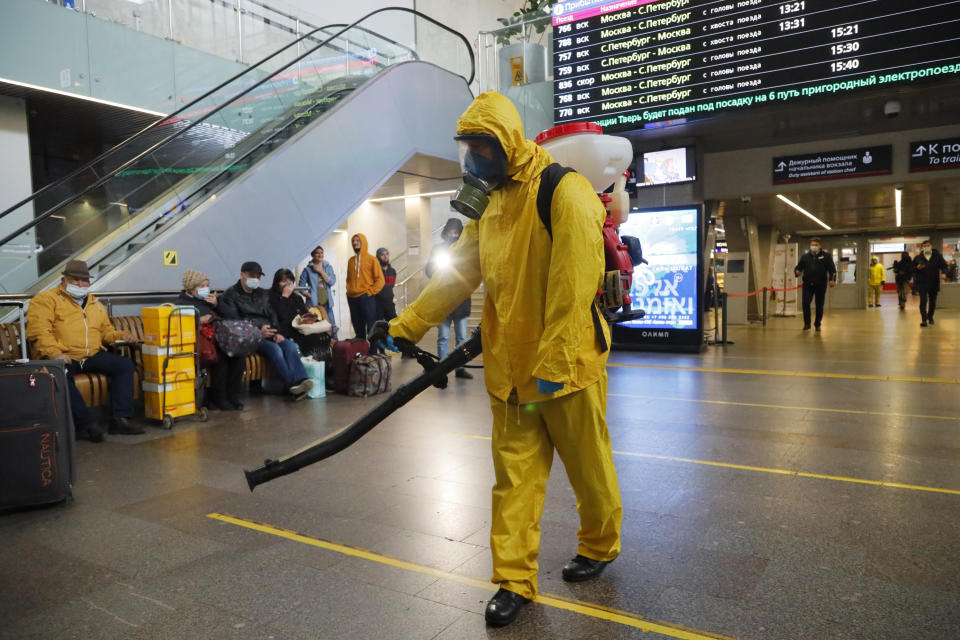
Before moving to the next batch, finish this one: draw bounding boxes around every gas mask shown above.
[450,135,508,220]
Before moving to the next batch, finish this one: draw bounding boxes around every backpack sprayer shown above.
[244,124,644,491]
[534,123,646,324]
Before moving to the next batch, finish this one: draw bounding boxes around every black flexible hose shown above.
[243,327,482,491]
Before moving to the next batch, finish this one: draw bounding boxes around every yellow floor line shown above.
[611,451,960,496]
[608,362,960,385]
[452,435,960,497]
[607,393,960,422]
[207,513,735,640]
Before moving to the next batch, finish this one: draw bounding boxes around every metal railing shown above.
[50,0,397,64]
[0,290,183,317]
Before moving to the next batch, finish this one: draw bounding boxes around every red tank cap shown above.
[534,122,602,145]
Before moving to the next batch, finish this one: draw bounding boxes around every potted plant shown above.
[495,0,556,46]
[495,0,557,91]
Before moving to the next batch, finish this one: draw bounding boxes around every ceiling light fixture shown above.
[0,76,166,117]
[367,190,456,203]
[776,194,832,230]
[894,185,903,228]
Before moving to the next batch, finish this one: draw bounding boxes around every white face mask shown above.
[65,283,89,298]
[245,278,261,289]
[196,286,210,298]
[924,248,932,257]
[810,245,821,254]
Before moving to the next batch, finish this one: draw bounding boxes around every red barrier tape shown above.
[725,285,802,298]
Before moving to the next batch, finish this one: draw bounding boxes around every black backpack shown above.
[535,163,576,239]
[534,163,609,352]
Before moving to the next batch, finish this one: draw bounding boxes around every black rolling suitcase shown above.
[0,301,76,510]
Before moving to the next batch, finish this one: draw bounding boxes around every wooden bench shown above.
[0,315,268,409]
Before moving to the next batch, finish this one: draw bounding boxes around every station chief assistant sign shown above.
[910,137,960,173]
[772,145,892,185]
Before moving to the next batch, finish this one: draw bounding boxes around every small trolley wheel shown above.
[162,415,175,430]
[197,406,209,422]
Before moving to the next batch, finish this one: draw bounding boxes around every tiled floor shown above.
[2,296,959,639]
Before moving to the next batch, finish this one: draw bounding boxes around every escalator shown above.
[0,8,474,296]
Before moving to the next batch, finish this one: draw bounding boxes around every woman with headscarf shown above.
[176,269,245,410]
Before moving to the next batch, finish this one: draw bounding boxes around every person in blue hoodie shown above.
[298,245,337,338]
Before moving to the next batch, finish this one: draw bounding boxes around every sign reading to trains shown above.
[551,0,960,132]
[909,137,960,173]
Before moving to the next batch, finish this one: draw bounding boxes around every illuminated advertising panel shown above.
[613,205,703,350]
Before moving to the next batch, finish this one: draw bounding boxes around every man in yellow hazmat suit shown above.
[387,92,622,626]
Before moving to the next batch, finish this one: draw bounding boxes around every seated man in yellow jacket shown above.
[26,260,141,442]
[387,92,622,627]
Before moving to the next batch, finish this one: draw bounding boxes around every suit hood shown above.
[455,91,551,183]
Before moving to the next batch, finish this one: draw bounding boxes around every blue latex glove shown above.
[537,378,563,394]
[384,334,397,353]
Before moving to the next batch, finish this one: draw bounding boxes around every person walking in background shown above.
[868,256,885,307]
[345,233,384,340]
[892,250,913,310]
[375,247,397,322]
[794,237,836,332]
[913,240,948,327]
[298,245,337,338]
[426,218,472,379]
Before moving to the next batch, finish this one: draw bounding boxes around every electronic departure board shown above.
[551,0,960,132]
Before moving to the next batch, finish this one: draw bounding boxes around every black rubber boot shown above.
[562,555,612,582]
[484,588,530,627]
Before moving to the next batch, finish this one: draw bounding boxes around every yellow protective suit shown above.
[868,260,885,306]
[868,261,885,286]
[389,91,622,600]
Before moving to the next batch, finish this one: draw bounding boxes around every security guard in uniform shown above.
[387,92,622,626]
[794,237,837,331]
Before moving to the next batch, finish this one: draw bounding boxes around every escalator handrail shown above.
[0,7,474,249]
[0,21,349,227]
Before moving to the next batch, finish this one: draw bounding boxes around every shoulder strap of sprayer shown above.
[535,162,609,353]
[536,163,575,239]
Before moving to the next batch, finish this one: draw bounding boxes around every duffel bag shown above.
[214,319,262,357]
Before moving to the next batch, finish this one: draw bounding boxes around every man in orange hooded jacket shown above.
[345,233,384,339]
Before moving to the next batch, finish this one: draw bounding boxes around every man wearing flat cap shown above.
[220,260,314,398]
[26,259,142,442]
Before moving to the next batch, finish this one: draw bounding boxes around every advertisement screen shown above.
[640,147,695,186]
[618,207,699,331]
